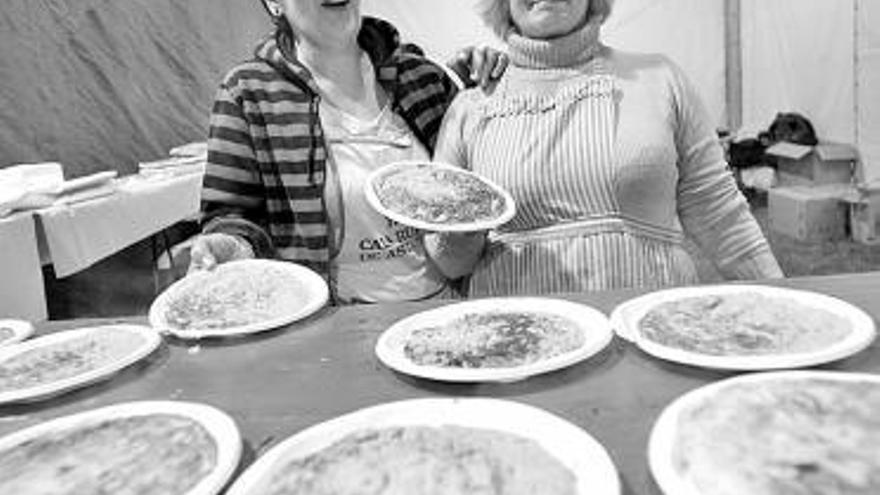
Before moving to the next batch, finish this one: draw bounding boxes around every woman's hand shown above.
[448,46,509,89]
[423,230,487,280]
[187,233,255,274]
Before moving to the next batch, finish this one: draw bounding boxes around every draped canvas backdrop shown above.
[856,0,880,183]
[741,0,854,142]
[1,1,877,181]
[739,0,879,182]
[0,0,269,177]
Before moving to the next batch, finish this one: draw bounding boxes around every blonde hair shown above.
[477,0,614,38]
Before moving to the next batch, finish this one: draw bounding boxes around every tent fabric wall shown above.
[601,0,726,127]
[0,0,268,178]
[362,0,501,63]
[364,0,727,127]
[741,0,880,183]
[2,1,725,178]
[858,0,880,183]
[3,2,874,181]
[741,0,855,143]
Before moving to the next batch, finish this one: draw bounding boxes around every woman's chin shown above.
[519,17,581,39]
[522,26,576,39]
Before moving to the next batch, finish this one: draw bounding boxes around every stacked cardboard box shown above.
[768,185,849,242]
[765,141,859,243]
[838,184,880,245]
[766,142,858,187]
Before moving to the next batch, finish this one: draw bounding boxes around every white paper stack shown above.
[0,164,120,217]
[139,141,207,178]
[54,170,119,206]
[169,141,208,158]
[1,163,64,217]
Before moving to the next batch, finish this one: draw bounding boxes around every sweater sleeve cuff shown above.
[203,217,275,259]
[719,248,785,280]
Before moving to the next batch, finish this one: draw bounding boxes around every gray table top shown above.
[3,271,880,495]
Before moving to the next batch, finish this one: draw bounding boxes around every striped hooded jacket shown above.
[201,17,459,278]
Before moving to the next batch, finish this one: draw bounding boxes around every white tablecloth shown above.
[0,212,47,320]
[1,172,202,321]
[37,173,203,278]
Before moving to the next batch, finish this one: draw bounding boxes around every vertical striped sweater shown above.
[435,23,782,295]
[200,18,458,276]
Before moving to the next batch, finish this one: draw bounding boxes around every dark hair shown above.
[760,112,819,147]
[259,0,294,36]
[259,0,272,16]
[399,43,425,57]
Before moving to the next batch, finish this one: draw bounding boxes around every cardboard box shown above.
[766,142,857,186]
[838,182,880,245]
[768,185,848,242]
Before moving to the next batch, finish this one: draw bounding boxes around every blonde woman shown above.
[434,0,783,296]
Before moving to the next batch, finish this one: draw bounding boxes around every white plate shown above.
[0,319,34,347]
[609,284,876,370]
[364,160,516,232]
[648,370,880,495]
[228,397,620,495]
[0,324,162,405]
[0,400,241,495]
[376,297,614,382]
[149,259,329,339]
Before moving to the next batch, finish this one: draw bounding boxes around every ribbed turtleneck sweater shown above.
[435,21,782,294]
[505,20,602,69]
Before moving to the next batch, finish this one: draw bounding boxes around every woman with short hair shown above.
[435,0,783,296]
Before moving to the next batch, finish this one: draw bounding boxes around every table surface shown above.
[2,271,879,495]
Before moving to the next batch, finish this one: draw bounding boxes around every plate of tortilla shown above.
[376,297,613,382]
[0,400,241,495]
[227,398,620,495]
[0,324,162,405]
[149,259,329,339]
[609,284,875,370]
[649,370,880,495]
[365,160,516,232]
